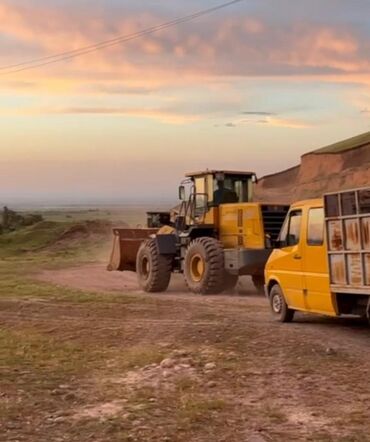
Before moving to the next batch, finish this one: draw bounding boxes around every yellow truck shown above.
[265,187,370,322]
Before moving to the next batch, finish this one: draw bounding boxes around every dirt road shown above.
[1,263,369,442]
[37,263,370,354]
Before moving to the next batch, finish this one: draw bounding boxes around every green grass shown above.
[0,221,69,257]
[17,206,165,226]
[0,328,92,384]
[178,396,228,424]
[312,131,370,154]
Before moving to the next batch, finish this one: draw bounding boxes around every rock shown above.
[143,364,157,371]
[172,349,189,357]
[180,357,194,366]
[160,358,176,369]
[206,381,217,388]
[64,392,77,401]
[204,362,216,371]
[158,342,172,349]
[179,364,191,369]
[162,370,171,379]
[50,389,63,396]
[247,434,268,442]
[325,347,336,355]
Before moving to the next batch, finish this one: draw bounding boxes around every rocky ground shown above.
[1,263,369,442]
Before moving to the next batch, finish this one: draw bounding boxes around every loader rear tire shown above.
[184,237,225,295]
[136,239,172,293]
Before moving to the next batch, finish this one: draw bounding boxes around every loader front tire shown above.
[136,239,172,293]
[184,237,225,295]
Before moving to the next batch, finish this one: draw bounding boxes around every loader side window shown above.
[279,210,302,247]
[307,208,324,246]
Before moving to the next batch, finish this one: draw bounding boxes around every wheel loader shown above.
[108,170,289,294]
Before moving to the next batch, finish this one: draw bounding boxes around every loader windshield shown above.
[191,172,254,208]
[211,175,252,205]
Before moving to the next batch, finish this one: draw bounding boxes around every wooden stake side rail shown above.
[324,187,370,294]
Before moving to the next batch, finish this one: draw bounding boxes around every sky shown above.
[1,0,370,204]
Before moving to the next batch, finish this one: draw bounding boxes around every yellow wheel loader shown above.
[108,170,289,294]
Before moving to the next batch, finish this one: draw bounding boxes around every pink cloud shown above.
[0,1,370,95]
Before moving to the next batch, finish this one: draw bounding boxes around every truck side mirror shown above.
[179,185,186,201]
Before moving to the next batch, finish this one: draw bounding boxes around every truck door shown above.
[302,207,334,314]
[276,209,306,310]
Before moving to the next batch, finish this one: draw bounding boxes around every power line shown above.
[0,0,244,75]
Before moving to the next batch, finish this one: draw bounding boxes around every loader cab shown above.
[189,170,255,205]
[178,170,256,226]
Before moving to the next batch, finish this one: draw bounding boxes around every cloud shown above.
[266,117,312,129]
[84,84,157,95]
[1,105,202,125]
[223,115,312,129]
[1,1,370,90]
[242,111,276,116]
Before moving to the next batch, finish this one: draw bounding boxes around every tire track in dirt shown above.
[17,263,370,356]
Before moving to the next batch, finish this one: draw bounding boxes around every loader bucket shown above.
[107,228,158,272]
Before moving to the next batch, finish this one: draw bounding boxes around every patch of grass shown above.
[263,404,288,424]
[175,376,198,393]
[313,131,370,154]
[0,328,105,381]
[178,396,228,424]
[36,207,148,226]
[119,345,166,371]
[0,221,69,257]
[0,271,139,304]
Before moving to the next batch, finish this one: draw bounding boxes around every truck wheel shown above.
[136,239,172,293]
[269,284,295,323]
[222,273,239,293]
[184,237,224,295]
[252,275,265,294]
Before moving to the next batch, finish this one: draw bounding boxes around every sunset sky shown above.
[1,0,370,204]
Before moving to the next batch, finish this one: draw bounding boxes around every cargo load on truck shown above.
[325,187,370,318]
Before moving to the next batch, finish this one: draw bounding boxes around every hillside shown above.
[255,131,370,203]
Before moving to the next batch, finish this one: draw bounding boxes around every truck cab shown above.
[265,189,370,322]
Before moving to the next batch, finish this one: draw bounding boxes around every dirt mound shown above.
[48,220,129,252]
[56,220,114,241]
[256,131,370,203]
